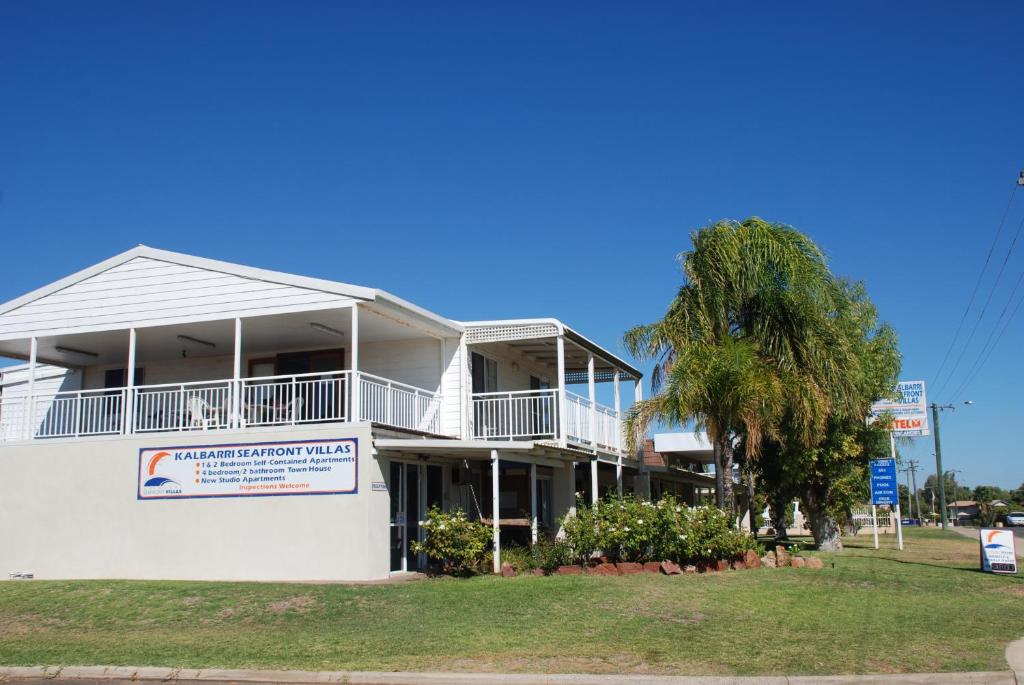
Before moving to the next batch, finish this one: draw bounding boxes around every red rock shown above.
[804,557,824,569]
[643,561,662,574]
[715,559,730,572]
[775,545,790,567]
[590,562,621,576]
[731,560,745,571]
[660,560,682,575]
[791,556,806,568]
[744,550,762,569]
[557,565,582,575]
[616,562,644,574]
[501,562,516,577]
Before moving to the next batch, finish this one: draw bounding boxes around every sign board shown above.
[869,458,898,506]
[138,437,358,500]
[870,380,929,436]
[980,528,1018,574]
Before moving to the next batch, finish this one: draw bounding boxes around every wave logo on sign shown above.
[141,451,182,494]
[984,530,1009,551]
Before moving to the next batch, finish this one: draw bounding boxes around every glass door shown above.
[389,462,444,573]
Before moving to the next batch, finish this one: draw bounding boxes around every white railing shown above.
[134,380,232,433]
[471,389,558,440]
[470,388,624,453]
[594,403,621,452]
[18,388,126,439]
[242,370,350,428]
[565,391,592,445]
[358,372,442,434]
[1,370,445,441]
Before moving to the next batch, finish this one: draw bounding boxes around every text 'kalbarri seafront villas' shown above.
[0,246,714,581]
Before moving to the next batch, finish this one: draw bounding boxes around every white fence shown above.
[0,371,443,441]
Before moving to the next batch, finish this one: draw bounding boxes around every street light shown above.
[930,401,972,530]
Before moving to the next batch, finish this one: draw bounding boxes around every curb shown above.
[0,666,1016,685]
[1005,635,1024,683]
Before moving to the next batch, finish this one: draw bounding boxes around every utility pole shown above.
[908,459,922,524]
[902,464,914,519]
[931,403,952,529]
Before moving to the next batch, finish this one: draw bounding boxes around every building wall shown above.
[0,423,389,581]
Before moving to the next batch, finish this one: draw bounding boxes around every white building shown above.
[0,246,706,581]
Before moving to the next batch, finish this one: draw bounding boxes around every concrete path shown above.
[0,666,1016,685]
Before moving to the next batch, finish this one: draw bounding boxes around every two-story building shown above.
[0,246,670,581]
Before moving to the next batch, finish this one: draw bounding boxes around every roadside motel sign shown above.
[870,380,929,437]
[980,528,1018,574]
[869,458,898,506]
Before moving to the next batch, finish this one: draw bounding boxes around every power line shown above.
[950,256,1024,399]
[931,184,1018,390]
[934,180,1024,399]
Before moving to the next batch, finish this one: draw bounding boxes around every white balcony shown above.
[0,370,443,442]
[470,388,625,455]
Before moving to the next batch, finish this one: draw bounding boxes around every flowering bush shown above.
[410,506,492,575]
[560,494,761,566]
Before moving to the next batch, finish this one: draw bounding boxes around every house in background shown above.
[0,246,644,581]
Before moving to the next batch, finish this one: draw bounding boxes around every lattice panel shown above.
[464,322,559,344]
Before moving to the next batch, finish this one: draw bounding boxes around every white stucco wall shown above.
[0,423,390,581]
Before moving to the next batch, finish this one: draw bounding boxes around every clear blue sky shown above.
[1,2,1022,488]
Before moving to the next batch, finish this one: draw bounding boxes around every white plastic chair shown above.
[186,395,220,430]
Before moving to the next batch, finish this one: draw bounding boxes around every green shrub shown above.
[529,537,573,573]
[559,495,761,566]
[410,506,492,576]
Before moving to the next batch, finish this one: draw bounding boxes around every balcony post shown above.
[491,449,501,574]
[530,461,538,545]
[24,336,37,440]
[588,354,598,505]
[123,328,136,435]
[232,317,242,429]
[556,335,567,447]
[350,304,360,422]
[614,369,623,495]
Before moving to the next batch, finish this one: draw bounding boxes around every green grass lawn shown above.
[1,528,1022,676]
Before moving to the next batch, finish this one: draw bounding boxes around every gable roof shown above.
[0,245,377,317]
[0,245,462,340]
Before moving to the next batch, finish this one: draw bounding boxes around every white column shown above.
[491,449,501,573]
[587,353,596,447]
[124,328,137,435]
[614,369,623,495]
[590,458,599,506]
[556,335,567,447]
[350,304,360,422]
[530,462,538,545]
[233,317,242,429]
[24,337,37,440]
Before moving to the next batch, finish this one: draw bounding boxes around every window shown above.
[471,352,498,394]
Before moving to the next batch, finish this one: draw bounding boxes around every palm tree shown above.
[625,217,849,513]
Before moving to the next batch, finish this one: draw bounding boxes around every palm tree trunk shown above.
[713,439,725,510]
[746,466,757,538]
[720,432,737,511]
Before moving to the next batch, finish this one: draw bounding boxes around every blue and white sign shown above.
[870,458,898,506]
[980,528,1018,574]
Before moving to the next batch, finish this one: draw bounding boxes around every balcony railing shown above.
[0,371,443,442]
[471,388,624,453]
[471,389,558,440]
